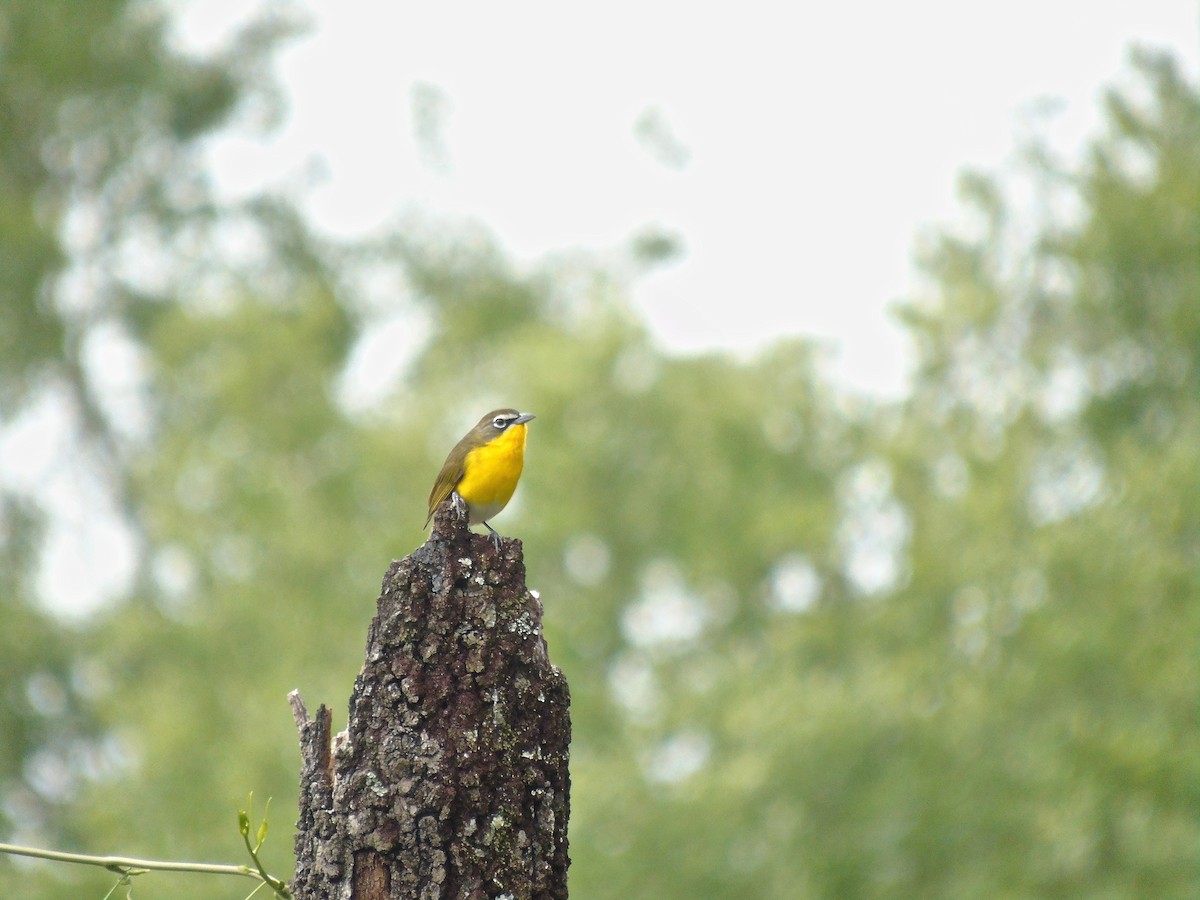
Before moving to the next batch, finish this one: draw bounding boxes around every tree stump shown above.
[291,502,571,899]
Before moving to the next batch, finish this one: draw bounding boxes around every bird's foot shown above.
[483,522,502,551]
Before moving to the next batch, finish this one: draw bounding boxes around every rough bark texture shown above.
[292,502,571,899]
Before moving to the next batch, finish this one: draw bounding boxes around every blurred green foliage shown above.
[0,2,1197,897]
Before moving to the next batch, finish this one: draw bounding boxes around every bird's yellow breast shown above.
[456,423,527,524]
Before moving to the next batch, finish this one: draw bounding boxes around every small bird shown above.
[426,408,536,548]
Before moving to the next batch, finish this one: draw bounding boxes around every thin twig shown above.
[0,841,278,886]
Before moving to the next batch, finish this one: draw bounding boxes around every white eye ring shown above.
[493,417,508,429]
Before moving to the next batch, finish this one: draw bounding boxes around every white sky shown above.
[177,1,1200,398]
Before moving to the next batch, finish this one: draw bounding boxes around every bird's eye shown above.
[493,417,508,429]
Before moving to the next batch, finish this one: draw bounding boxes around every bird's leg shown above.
[483,521,502,551]
[451,490,468,520]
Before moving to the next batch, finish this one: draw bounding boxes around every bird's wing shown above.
[425,458,466,527]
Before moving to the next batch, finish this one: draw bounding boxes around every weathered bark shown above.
[291,502,571,899]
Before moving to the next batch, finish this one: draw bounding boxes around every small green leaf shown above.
[256,816,269,848]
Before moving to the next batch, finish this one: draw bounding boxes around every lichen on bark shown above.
[292,502,570,899]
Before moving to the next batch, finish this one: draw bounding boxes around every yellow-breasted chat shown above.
[426,408,535,548]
